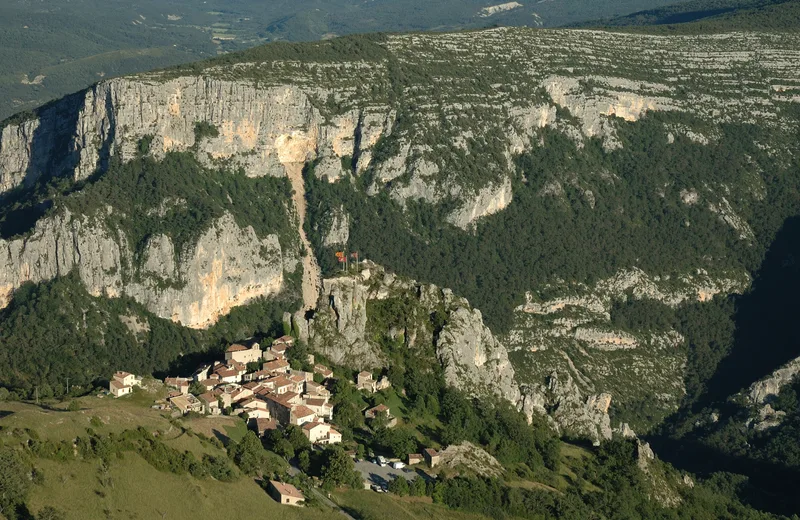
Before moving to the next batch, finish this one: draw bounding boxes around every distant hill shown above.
[576,0,800,31]
[0,0,683,121]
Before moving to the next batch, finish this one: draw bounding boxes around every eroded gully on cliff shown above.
[286,162,322,310]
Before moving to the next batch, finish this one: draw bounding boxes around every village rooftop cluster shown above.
[109,336,394,448]
[108,335,447,505]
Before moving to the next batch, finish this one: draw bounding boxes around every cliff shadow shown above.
[16,91,83,191]
[648,434,800,516]
[650,215,800,515]
[701,215,800,405]
[0,91,84,239]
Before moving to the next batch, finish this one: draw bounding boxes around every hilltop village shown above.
[109,336,395,445]
[106,335,442,504]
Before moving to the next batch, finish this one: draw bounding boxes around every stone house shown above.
[270,343,289,358]
[270,376,294,395]
[236,397,270,418]
[304,398,333,420]
[197,378,219,392]
[109,371,140,397]
[170,394,203,415]
[198,392,221,415]
[273,335,295,348]
[164,377,190,395]
[250,418,278,436]
[304,381,331,399]
[267,480,303,506]
[113,371,137,387]
[214,366,241,384]
[313,364,334,379]
[264,394,293,425]
[365,404,398,427]
[357,371,376,392]
[301,421,342,445]
[225,343,262,365]
[407,453,423,465]
[263,359,291,375]
[290,369,314,382]
[290,405,317,426]
[423,448,441,468]
[109,379,131,398]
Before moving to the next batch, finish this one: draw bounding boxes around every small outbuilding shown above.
[268,480,304,506]
[423,448,441,468]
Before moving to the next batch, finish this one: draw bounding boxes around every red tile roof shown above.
[292,405,316,419]
[270,480,303,500]
[301,421,327,431]
[255,418,277,432]
[263,360,290,372]
[199,392,218,405]
[227,344,248,352]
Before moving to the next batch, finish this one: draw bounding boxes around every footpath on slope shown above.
[286,163,323,310]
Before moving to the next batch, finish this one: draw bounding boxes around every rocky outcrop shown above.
[541,75,676,150]
[438,442,505,477]
[309,274,382,368]
[437,307,520,404]
[307,263,523,407]
[321,206,350,247]
[446,177,513,229]
[523,371,613,444]
[519,268,749,317]
[0,210,288,328]
[739,355,800,430]
[504,267,748,438]
[748,356,800,406]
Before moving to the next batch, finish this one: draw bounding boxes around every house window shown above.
[285,498,289,503]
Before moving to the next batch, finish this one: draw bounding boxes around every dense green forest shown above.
[1,147,298,273]
[306,110,800,333]
[0,273,297,396]
[580,0,800,32]
[313,305,794,520]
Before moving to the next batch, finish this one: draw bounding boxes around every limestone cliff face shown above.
[310,275,382,368]
[0,210,287,328]
[306,263,522,406]
[0,78,391,191]
[437,307,520,404]
[735,356,800,431]
[505,267,750,439]
[521,372,613,444]
[4,28,796,232]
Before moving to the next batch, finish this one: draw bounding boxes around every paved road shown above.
[354,460,419,488]
[287,463,355,519]
[310,487,355,520]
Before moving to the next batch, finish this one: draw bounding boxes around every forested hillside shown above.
[579,0,800,31]
[1,6,800,517]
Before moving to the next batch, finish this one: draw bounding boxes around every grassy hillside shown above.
[0,395,331,520]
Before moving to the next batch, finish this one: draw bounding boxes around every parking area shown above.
[354,460,420,488]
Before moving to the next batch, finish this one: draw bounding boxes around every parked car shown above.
[391,461,405,469]
[377,456,388,467]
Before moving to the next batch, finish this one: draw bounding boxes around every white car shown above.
[391,461,405,469]
[377,456,388,467]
